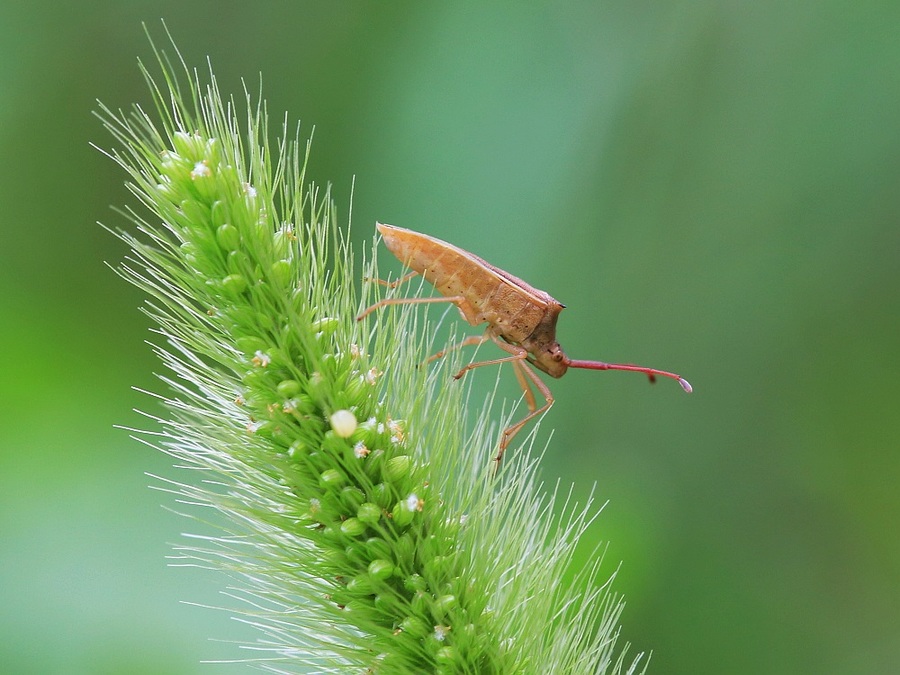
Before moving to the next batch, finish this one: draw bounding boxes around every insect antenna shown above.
[565,358,693,393]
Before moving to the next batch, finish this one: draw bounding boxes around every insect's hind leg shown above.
[364,270,419,289]
[356,294,466,322]
[357,271,423,320]
[425,332,488,365]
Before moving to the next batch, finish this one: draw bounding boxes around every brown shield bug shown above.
[358,223,691,465]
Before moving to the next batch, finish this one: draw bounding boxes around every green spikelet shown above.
[96,29,645,674]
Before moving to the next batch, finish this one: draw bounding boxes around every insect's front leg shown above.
[511,358,538,412]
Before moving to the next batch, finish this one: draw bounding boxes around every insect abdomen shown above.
[379,223,547,340]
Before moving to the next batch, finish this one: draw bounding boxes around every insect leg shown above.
[511,358,538,412]
[364,270,419,289]
[356,295,466,321]
[425,333,488,364]
[496,362,554,466]
[451,341,528,381]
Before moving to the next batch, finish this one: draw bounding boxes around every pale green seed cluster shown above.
[119,121,506,671]
[98,45,643,673]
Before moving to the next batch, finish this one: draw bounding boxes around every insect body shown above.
[358,223,691,465]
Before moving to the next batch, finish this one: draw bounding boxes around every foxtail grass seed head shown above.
[97,28,645,674]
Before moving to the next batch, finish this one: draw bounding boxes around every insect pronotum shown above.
[357,223,692,465]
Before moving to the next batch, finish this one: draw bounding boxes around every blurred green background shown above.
[2,2,898,673]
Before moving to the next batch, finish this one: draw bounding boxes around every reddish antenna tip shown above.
[678,377,693,393]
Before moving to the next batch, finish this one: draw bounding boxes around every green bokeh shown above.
[1,2,897,673]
